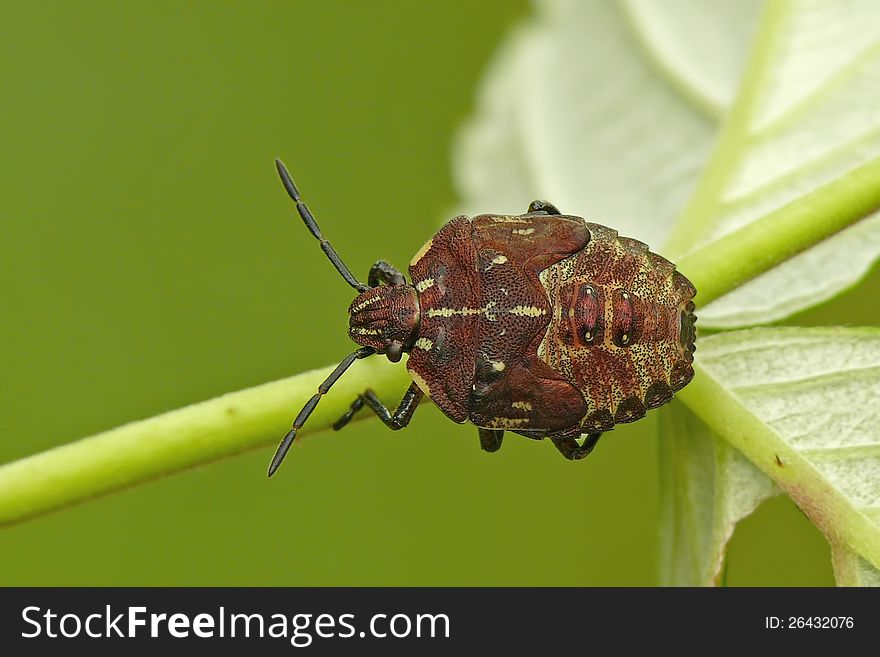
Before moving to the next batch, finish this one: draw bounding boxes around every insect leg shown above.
[368,260,406,287]
[332,396,365,431]
[549,429,603,460]
[274,158,369,293]
[526,200,561,215]
[513,429,546,441]
[333,382,423,432]
[477,428,504,452]
[267,346,374,477]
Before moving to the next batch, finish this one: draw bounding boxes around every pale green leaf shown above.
[454,0,759,246]
[832,547,880,586]
[622,0,761,114]
[670,0,880,327]
[659,404,779,586]
[678,327,880,580]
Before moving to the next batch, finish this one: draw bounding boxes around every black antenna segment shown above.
[267,346,375,477]
[275,158,369,293]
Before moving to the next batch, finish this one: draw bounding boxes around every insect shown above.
[268,159,697,476]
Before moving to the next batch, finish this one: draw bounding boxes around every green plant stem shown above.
[0,358,411,526]
[677,362,880,570]
[2,158,880,526]
[662,0,787,256]
[677,155,880,307]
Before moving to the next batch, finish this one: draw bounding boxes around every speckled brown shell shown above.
[405,212,696,434]
[538,222,696,432]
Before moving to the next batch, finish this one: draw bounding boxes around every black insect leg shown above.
[513,429,546,441]
[333,382,423,431]
[549,429,603,461]
[477,428,504,452]
[368,260,406,287]
[527,200,561,215]
[333,397,365,430]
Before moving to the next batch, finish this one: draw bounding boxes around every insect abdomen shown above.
[538,223,696,431]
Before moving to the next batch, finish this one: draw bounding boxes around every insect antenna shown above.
[268,346,375,477]
[275,158,369,293]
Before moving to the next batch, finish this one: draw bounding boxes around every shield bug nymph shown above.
[267,159,696,476]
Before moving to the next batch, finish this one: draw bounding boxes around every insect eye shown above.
[583,329,593,342]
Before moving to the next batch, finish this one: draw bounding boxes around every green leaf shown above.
[658,404,778,586]
[622,0,762,114]
[454,0,759,246]
[678,327,880,580]
[832,547,880,586]
[669,0,880,327]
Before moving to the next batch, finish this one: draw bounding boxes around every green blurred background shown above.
[4,0,876,586]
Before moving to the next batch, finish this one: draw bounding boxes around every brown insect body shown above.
[403,211,696,436]
[268,158,695,476]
